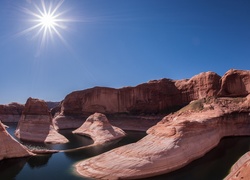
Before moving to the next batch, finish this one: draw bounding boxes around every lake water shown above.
[1,123,250,180]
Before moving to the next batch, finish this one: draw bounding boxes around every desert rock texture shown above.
[15,98,68,144]
[53,71,222,129]
[224,152,250,180]
[0,122,32,160]
[75,69,250,179]
[73,113,126,144]
[0,103,24,122]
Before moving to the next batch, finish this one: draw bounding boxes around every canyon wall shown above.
[60,71,221,116]
[0,103,24,122]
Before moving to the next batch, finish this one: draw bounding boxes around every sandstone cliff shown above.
[60,71,221,116]
[54,71,223,129]
[15,98,69,144]
[73,113,126,144]
[0,103,24,122]
[75,95,250,179]
[0,121,32,160]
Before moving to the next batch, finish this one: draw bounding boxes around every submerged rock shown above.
[0,121,32,161]
[15,98,68,144]
[75,97,250,179]
[73,113,126,144]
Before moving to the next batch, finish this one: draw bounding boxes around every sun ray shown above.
[17,0,72,55]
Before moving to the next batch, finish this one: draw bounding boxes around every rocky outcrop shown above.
[224,152,250,180]
[175,71,221,102]
[75,96,250,179]
[218,69,250,97]
[73,113,126,144]
[0,103,24,122]
[15,98,68,144]
[0,121,32,161]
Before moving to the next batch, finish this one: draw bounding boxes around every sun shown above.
[18,0,73,54]
[40,14,56,28]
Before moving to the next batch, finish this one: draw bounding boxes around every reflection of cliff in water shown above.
[64,130,146,161]
[28,154,52,169]
[0,157,28,179]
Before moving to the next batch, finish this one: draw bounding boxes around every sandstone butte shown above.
[74,69,250,179]
[0,103,24,122]
[15,97,69,144]
[0,121,32,161]
[73,113,126,144]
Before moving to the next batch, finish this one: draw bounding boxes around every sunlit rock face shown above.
[0,122,32,161]
[175,71,221,103]
[73,113,126,144]
[0,103,24,122]
[15,98,68,144]
[218,69,250,97]
[54,71,222,129]
[224,152,250,180]
[75,97,250,179]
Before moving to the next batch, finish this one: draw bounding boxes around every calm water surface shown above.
[1,123,250,180]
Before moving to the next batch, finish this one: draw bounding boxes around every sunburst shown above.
[19,0,72,54]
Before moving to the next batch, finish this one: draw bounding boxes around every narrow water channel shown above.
[1,123,250,180]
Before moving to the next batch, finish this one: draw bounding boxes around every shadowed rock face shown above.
[15,98,68,144]
[0,122,32,161]
[0,103,24,122]
[75,96,250,179]
[73,113,126,144]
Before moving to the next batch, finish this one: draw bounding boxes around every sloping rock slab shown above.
[0,122,32,161]
[224,152,250,180]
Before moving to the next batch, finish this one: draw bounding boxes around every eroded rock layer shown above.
[75,96,250,179]
[0,103,24,122]
[0,122,32,161]
[73,113,126,144]
[15,98,68,144]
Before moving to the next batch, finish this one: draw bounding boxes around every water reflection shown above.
[0,157,28,179]
[28,154,52,169]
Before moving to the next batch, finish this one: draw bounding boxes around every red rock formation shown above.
[0,103,24,122]
[75,97,250,179]
[224,152,250,180]
[61,72,221,116]
[218,69,250,97]
[54,69,250,131]
[73,113,126,144]
[0,121,32,161]
[175,71,221,102]
[15,98,68,144]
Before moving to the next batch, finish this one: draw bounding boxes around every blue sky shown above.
[0,0,249,104]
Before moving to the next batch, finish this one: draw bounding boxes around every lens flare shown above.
[18,0,73,55]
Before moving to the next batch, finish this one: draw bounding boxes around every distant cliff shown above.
[57,69,249,116]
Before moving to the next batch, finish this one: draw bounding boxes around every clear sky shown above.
[0,0,249,104]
